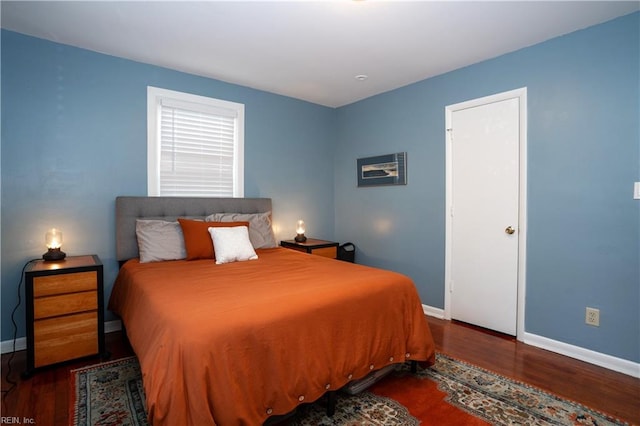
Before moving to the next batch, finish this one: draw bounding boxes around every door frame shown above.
[444,87,528,340]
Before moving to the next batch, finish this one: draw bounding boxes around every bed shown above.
[108,196,436,426]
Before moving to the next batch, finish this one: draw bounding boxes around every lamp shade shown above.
[43,228,66,261]
[45,228,63,249]
[294,220,307,242]
[295,220,305,235]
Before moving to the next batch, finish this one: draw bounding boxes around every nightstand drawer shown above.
[33,271,97,297]
[281,238,339,259]
[34,311,98,367]
[34,291,97,319]
[312,246,338,258]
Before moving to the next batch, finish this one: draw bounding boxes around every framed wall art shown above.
[357,152,407,187]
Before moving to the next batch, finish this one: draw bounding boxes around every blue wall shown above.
[335,12,639,362]
[1,30,336,340]
[2,12,639,364]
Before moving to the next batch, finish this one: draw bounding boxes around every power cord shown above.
[2,258,40,404]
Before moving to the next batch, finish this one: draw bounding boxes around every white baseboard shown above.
[422,304,639,378]
[523,332,640,379]
[104,319,122,334]
[423,304,445,319]
[1,336,26,354]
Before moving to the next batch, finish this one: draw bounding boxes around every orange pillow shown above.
[177,219,250,260]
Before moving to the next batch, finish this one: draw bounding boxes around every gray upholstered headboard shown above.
[116,196,273,262]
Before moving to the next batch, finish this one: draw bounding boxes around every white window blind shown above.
[147,87,244,197]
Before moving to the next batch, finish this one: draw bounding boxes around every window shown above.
[147,86,244,197]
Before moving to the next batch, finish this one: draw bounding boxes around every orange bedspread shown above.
[108,247,435,426]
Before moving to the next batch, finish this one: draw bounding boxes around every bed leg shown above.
[326,391,336,417]
[411,360,418,373]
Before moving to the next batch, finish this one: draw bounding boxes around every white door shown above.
[445,90,525,336]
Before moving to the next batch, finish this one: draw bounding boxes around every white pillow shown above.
[205,212,277,249]
[208,226,258,264]
[135,219,187,263]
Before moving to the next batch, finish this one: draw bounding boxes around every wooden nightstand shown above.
[280,238,339,259]
[23,255,107,376]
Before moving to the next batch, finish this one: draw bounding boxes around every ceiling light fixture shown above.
[355,74,368,81]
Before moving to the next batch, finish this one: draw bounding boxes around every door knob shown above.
[505,226,515,235]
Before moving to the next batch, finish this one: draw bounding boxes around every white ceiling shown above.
[2,1,638,107]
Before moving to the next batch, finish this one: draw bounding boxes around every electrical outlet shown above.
[585,307,600,327]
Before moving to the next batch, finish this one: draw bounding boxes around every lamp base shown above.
[43,248,66,261]
[294,234,307,243]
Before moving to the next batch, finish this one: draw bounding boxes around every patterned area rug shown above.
[418,354,626,425]
[70,357,147,426]
[69,354,627,426]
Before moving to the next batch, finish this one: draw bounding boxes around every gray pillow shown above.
[205,212,277,249]
[135,219,187,263]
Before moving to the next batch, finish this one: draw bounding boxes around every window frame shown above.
[147,86,245,197]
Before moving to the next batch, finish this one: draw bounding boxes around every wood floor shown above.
[2,317,639,425]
